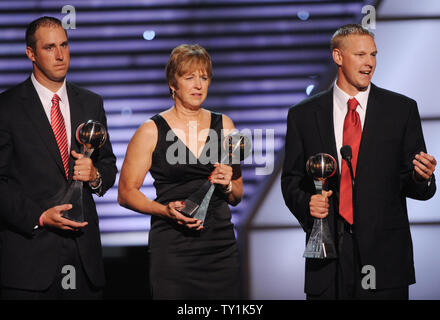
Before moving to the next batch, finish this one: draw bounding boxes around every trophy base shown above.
[303,218,337,259]
[303,242,338,259]
[178,180,212,218]
[59,180,85,223]
[61,210,84,223]
[61,204,84,223]
[178,199,199,218]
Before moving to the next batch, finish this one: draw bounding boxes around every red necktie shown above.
[339,97,362,225]
[51,94,69,180]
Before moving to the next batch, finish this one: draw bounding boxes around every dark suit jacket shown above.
[281,83,436,295]
[0,78,117,291]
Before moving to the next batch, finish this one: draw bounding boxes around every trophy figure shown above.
[60,120,107,222]
[178,132,252,225]
[303,153,338,259]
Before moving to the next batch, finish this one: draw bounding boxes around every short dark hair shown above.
[25,16,67,50]
[330,24,375,51]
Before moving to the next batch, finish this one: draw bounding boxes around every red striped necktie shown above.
[339,97,362,225]
[51,94,69,180]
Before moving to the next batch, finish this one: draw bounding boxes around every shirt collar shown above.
[31,73,68,105]
[334,80,371,111]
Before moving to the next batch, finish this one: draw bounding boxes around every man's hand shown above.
[413,152,437,181]
[309,190,333,219]
[72,150,99,183]
[40,204,88,231]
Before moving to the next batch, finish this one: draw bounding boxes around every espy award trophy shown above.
[303,153,338,259]
[178,132,251,225]
[60,120,107,222]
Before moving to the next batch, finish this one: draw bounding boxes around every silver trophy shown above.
[303,153,338,259]
[178,131,252,225]
[60,120,107,222]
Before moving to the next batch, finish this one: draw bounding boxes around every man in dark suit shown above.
[281,24,436,299]
[0,16,117,299]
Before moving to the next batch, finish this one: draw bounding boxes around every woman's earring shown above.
[170,88,175,100]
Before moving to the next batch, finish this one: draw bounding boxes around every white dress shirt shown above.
[31,73,71,151]
[333,81,370,172]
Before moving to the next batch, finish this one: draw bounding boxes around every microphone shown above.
[340,145,354,184]
[340,145,352,162]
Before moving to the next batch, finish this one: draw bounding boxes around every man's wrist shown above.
[427,174,433,186]
[413,170,433,184]
[89,170,102,189]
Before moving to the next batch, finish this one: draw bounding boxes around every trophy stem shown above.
[84,148,94,158]
[192,183,216,225]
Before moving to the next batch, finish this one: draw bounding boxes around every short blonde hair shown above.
[165,44,212,92]
[330,24,375,51]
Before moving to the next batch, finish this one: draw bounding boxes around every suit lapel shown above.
[314,88,339,164]
[314,87,340,190]
[20,78,67,179]
[67,82,85,179]
[356,83,381,179]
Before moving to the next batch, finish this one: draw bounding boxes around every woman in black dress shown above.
[118,44,243,299]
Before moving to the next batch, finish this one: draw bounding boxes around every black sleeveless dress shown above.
[148,111,240,299]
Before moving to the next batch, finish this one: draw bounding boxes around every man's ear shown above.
[25,46,36,63]
[332,48,342,67]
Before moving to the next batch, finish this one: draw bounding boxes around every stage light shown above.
[143,30,155,40]
[297,11,310,21]
[306,84,314,96]
[121,106,133,117]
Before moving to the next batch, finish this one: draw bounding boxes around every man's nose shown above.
[54,46,63,60]
[366,55,375,67]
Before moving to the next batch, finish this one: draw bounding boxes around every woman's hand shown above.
[165,201,203,230]
[209,163,233,188]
